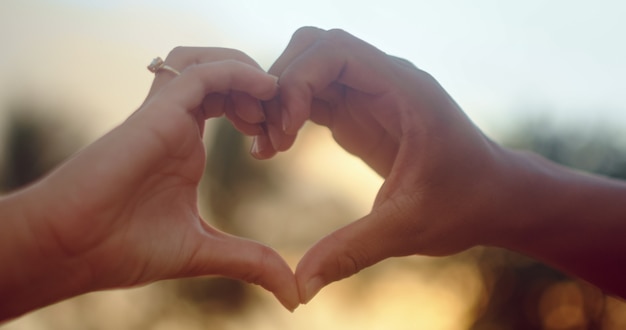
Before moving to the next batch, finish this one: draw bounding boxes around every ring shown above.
[147,57,180,76]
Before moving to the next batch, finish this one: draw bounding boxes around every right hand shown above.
[259,27,512,303]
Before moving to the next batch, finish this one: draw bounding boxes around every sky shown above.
[2,0,626,137]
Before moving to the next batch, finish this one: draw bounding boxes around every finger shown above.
[190,230,299,311]
[232,91,266,124]
[268,26,326,77]
[201,93,228,118]
[146,47,263,101]
[262,98,296,152]
[277,28,391,135]
[267,27,325,137]
[296,83,345,127]
[225,106,264,136]
[155,60,279,113]
[144,48,269,133]
[259,27,326,152]
[294,201,410,304]
[250,129,278,160]
[308,98,333,126]
[200,91,267,136]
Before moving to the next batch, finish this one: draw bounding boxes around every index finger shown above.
[273,28,394,134]
[145,47,263,101]
[155,60,279,112]
[268,26,327,77]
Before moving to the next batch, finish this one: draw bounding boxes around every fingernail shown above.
[287,304,298,313]
[270,74,280,86]
[303,276,325,304]
[282,109,290,133]
[277,295,299,313]
[268,125,282,151]
[250,136,260,156]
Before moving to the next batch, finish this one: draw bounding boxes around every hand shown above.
[16,49,299,314]
[261,27,509,303]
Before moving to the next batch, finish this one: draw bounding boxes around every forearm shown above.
[492,148,626,297]
[0,185,91,322]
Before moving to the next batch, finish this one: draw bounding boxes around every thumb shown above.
[295,205,405,304]
[190,229,299,311]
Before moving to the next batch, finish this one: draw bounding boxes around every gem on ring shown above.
[147,57,180,76]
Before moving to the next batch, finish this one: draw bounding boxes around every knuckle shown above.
[390,55,418,70]
[276,68,297,85]
[325,28,350,40]
[312,28,355,56]
[337,248,369,278]
[323,28,353,47]
[180,62,200,79]
[339,254,362,278]
[329,232,372,279]
[226,48,256,65]
[168,47,258,70]
[166,46,187,61]
[241,245,273,286]
[219,58,240,67]
[241,269,263,286]
[292,26,325,41]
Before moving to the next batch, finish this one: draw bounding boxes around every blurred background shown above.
[2,0,626,329]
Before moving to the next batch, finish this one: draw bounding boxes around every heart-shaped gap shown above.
[200,118,382,261]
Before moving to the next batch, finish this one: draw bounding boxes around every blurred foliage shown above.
[503,118,626,180]
[202,118,275,232]
[1,102,83,192]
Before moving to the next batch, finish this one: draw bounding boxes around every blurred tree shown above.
[1,101,83,192]
[504,118,626,180]
[202,118,275,233]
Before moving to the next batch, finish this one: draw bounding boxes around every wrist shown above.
[484,147,626,294]
[482,148,564,248]
[0,184,93,321]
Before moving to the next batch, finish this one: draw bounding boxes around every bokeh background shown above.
[2,0,626,329]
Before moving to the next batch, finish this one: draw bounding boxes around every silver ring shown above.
[147,57,180,76]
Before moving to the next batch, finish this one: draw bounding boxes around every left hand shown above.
[24,49,299,310]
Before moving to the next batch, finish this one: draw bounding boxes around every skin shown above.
[0,50,299,322]
[256,27,626,303]
[3,27,626,321]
